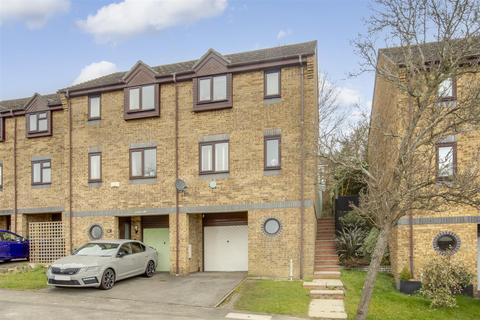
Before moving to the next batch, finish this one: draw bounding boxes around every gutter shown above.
[299,54,305,279]
[173,73,180,275]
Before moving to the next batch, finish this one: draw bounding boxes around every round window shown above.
[433,231,460,255]
[263,218,281,235]
[89,224,103,240]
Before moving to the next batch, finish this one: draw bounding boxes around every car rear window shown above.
[75,243,119,256]
[131,242,145,254]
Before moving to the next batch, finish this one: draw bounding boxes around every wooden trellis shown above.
[29,221,65,263]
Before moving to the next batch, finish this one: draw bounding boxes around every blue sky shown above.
[0,0,374,112]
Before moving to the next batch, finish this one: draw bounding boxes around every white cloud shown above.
[77,0,228,44]
[276,29,292,40]
[336,86,363,106]
[0,0,69,29]
[73,61,118,85]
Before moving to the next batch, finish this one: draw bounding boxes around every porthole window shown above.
[89,224,103,240]
[263,218,281,236]
[433,231,460,255]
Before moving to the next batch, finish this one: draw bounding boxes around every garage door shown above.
[142,216,170,272]
[204,213,248,272]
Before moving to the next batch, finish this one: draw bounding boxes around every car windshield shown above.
[74,243,119,257]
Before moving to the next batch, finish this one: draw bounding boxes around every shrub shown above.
[336,226,366,267]
[399,266,412,281]
[339,211,369,230]
[420,255,473,308]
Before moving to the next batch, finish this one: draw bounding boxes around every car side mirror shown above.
[117,251,126,258]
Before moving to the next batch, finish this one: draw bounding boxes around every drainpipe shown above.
[13,113,17,233]
[67,89,73,252]
[173,73,180,275]
[299,54,305,279]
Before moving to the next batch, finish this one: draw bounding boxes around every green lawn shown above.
[0,267,47,290]
[234,279,310,317]
[342,270,480,320]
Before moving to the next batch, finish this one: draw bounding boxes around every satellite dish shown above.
[175,179,187,192]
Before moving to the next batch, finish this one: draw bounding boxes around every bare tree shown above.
[326,0,480,319]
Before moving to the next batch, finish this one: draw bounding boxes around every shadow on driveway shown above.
[42,272,246,307]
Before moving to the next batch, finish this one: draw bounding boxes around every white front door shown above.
[204,225,248,271]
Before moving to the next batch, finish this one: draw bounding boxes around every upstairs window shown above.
[436,142,456,180]
[88,152,102,182]
[0,162,3,191]
[0,117,4,142]
[264,135,281,170]
[264,69,281,98]
[128,85,156,112]
[32,159,51,185]
[88,96,101,120]
[28,112,48,133]
[437,78,456,101]
[200,141,229,174]
[130,147,157,179]
[198,75,227,103]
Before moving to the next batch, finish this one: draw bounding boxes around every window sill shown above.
[264,97,282,105]
[129,178,157,185]
[32,184,51,189]
[199,172,230,180]
[193,101,232,112]
[264,169,281,176]
[87,119,101,125]
[88,181,102,188]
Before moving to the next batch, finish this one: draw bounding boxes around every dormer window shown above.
[437,77,456,101]
[127,85,156,112]
[26,111,51,138]
[199,75,227,103]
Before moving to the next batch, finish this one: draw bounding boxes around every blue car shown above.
[0,230,29,262]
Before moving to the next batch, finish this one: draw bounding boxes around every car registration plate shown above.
[54,275,71,281]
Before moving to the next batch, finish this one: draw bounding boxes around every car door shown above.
[130,242,148,274]
[9,233,29,259]
[114,243,135,279]
[0,231,9,260]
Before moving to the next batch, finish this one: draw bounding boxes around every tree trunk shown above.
[355,223,391,320]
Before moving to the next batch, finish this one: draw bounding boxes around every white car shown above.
[47,240,158,289]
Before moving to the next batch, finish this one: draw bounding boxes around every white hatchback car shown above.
[47,240,158,289]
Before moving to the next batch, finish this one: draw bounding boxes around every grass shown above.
[342,270,480,320]
[0,267,47,290]
[234,279,310,317]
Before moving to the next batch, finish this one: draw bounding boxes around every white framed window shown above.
[199,140,229,174]
[198,75,227,103]
[265,69,280,98]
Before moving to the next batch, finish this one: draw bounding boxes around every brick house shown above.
[369,41,480,292]
[0,41,320,278]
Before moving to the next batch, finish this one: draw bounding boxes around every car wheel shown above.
[99,268,115,290]
[144,260,155,277]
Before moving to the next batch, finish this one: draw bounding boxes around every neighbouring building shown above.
[0,41,320,278]
[369,40,480,293]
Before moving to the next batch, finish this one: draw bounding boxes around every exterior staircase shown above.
[304,217,347,319]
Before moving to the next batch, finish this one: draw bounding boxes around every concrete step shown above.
[315,267,341,272]
[308,299,347,319]
[310,289,344,299]
[314,271,341,279]
[315,260,340,265]
[303,279,344,290]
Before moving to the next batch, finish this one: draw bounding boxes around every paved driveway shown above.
[42,272,246,307]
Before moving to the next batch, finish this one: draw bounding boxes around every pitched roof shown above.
[380,37,480,65]
[65,40,317,91]
[0,93,61,112]
[0,41,317,112]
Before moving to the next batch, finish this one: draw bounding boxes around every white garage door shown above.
[204,225,248,271]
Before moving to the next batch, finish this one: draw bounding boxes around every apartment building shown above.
[0,41,319,278]
[369,41,480,292]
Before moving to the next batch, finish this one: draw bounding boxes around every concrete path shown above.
[304,272,347,319]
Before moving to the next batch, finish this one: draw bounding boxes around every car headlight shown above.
[82,266,100,273]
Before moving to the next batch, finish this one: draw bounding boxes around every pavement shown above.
[42,271,246,308]
[0,271,307,320]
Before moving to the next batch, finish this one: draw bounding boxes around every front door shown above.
[119,217,131,240]
[143,228,170,271]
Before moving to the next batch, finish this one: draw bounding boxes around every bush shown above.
[399,266,412,281]
[420,255,473,308]
[336,226,366,267]
[339,211,369,230]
